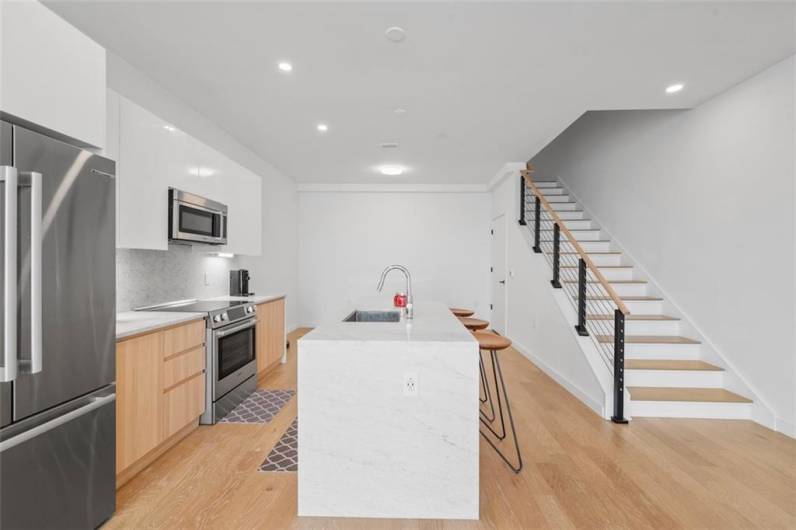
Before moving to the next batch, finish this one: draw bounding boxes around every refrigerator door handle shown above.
[20,171,42,373]
[0,393,115,453]
[0,166,17,382]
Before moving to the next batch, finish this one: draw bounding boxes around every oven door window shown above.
[179,204,220,237]
[217,325,255,380]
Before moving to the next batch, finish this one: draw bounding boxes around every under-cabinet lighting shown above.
[378,165,406,176]
[217,252,234,258]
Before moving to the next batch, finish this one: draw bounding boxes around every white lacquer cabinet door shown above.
[0,1,106,148]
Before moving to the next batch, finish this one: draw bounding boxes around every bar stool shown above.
[473,330,523,474]
[456,317,497,419]
[459,317,488,331]
[450,307,475,317]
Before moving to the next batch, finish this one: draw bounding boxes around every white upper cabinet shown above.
[114,94,262,255]
[0,0,106,148]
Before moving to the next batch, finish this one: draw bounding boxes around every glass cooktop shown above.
[139,300,249,314]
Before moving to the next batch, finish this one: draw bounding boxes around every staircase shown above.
[524,177,753,420]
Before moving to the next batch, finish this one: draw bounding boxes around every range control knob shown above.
[220,313,228,321]
[213,314,222,323]
[246,306,254,314]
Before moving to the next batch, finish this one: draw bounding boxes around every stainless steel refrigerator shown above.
[0,120,116,528]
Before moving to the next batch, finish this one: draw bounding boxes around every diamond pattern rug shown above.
[259,418,298,472]
[218,389,295,424]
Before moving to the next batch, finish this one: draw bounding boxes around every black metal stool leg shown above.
[479,350,496,423]
[479,349,507,440]
[479,349,523,474]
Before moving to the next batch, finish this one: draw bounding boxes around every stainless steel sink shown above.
[343,310,401,322]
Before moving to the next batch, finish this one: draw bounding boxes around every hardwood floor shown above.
[107,328,796,529]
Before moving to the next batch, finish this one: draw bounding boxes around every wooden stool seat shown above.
[460,317,489,331]
[450,307,474,317]
[473,331,511,351]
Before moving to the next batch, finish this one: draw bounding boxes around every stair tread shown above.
[596,335,700,344]
[565,280,646,284]
[561,265,632,269]
[588,314,679,321]
[628,387,751,403]
[577,295,663,301]
[626,360,722,371]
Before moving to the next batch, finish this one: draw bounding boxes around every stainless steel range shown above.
[139,299,257,424]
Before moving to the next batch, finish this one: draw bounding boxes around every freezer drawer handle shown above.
[0,166,17,382]
[0,393,116,453]
[20,172,43,374]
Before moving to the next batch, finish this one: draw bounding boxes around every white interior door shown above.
[491,215,507,334]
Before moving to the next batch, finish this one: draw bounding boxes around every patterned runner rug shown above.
[259,418,298,472]
[218,389,295,424]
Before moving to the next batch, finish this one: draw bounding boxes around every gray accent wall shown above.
[530,55,795,435]
[116,246,239,311]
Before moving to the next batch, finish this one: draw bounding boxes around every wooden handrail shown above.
[521,169,630,316]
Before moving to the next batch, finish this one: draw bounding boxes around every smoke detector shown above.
[385,26,407,43]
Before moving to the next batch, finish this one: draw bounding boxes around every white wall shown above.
[491,171,607,415]
[107,52,299,329]
[297,191,490,326]
[531,56,796,434]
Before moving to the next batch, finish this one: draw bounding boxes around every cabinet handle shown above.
[0,166,17,382]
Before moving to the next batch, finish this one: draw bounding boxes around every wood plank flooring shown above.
[106,328,796,529]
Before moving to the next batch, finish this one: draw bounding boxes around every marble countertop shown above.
[116,294,286,340]
[301,301,475,343]
[204,294,285,305]
[116,311,205,341]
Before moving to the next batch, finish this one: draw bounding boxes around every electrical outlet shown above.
[403,372,418,397]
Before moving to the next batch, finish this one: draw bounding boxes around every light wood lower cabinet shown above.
[116,319,205,487]
[256,297,286,376]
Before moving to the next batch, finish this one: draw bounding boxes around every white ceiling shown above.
[46,2,795,185]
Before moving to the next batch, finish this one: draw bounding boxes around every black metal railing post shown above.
[575,258,589,336]
[532,196,541,253]
[518,176,526,226]
[611,309,628,424]
[551,223,562,288]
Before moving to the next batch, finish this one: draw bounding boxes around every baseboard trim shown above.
[510,339,606,417]
[116,419,199,489]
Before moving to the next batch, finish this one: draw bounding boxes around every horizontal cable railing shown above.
[519,167,628,423]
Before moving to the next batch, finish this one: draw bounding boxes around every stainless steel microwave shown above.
[168,188,228,245]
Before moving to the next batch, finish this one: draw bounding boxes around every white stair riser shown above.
[534,181,559,189]
[580,253,623,266]
[626,369,724,388]
[610,283,648,297]
[630,400,751,419]
[581,299,661,315]
[545,195,571,203]
[567,241,612,252]
[625,342,700,360]
[539,227,608,243]
[624,320,680,335]
[552,202,579,211]
[593,268,635,281]
[556,211,587,220]
[541,188,565,196]
[562,219,593,229]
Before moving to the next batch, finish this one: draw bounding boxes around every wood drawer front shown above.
[162,374,204,440]
[163,346,205,389]
[162,319,204,358]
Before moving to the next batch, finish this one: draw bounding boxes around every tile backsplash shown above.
[116,245,239,311]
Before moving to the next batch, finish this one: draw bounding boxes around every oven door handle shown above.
[215,319,256,338]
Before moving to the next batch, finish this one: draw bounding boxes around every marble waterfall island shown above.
[297,302,480,520]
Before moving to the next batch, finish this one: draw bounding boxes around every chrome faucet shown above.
[377,264,414,320]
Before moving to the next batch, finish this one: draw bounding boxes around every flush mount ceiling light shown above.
[385,26,407,43]
[316,123,329,133]
[378,165,406,176]
[665,83,684,94]
[278,61,293,73]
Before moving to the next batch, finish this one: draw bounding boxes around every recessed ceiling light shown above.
[385,26,407,43]
[378,165,405,176]
[163,124,176,132]
[316,123,328,133]
[393,107,407,116]
[278,61,293,73]
[665,83,684,94]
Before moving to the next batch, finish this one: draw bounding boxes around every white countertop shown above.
[116,293,285,340]
[300,301,475,343]
[204,294,285,305]
[116,311,205,340]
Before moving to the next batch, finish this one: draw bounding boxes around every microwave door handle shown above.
[22,172,43,373]
[0,166,18,382]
